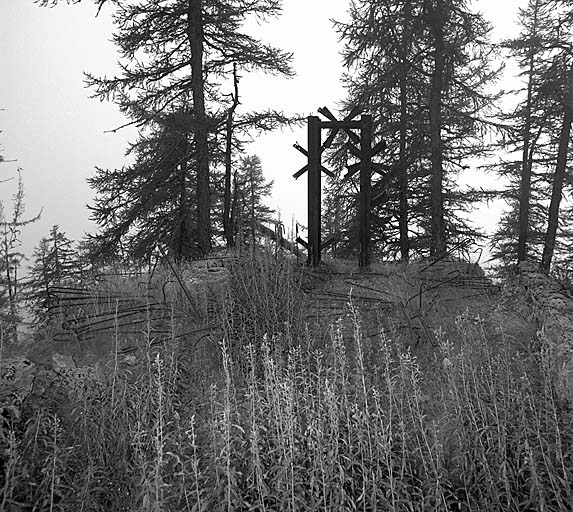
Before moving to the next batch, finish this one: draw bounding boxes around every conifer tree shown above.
[88,108,198,260]
[231,155,274,246]
[327,0,499,260]
[515,0,549,263]
[27,226,77,329]
[60,0,294,260]
[0,171,40,342]
[541,58,573,270]
[491,0,573,270]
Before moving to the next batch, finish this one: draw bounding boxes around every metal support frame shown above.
[293,109,380,269]
[308,116,321,267]
[359,115,372,268]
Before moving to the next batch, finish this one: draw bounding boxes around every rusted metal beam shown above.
[346,141,362,159]
[308,116,321,267]
[296,237,308,249]
[293,165,308,180]
[293,142,307,155]
[293,164,335,180]
[321,128,339,153]
[293,142,335,178]
[322,236,337,250]
[345,161,390,181]
[318,105,361,123]
[371,162,390,175]
[320,120,361,130]
[372,139,386,156]
[293,108,378,270]
[359,115,372,269]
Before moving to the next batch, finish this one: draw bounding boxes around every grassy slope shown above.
[1,251,572,511]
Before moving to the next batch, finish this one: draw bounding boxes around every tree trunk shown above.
[176,161,188,260]
[250,164,256,247]
[230,171,239,244]
[541,67,573,271]
[517,0,540,264]
[429,0,446,258]
[224,64,240,247]
[398,0,413,261]
[187,0,210,255]
[52,228,61,284]
[2,226,18,344]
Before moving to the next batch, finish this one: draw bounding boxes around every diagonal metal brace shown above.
[345,141,362,159]
[321,236,338,250]
[296,237,309,249]
[372,139,386,156]
[344,161,391,181]
[318,106,361,145]
[371,165,401,203]
[321,128,339,153]
[293,143,335,179]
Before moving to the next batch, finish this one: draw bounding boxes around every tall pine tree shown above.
[231,155,274,246]
[0,171,40,342]
[80,0,294,260]
[491,0,573,270]
[27,226,78,330]
[326,0,500,260]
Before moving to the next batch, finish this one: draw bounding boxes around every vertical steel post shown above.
[308,116,321,266]
[359,115,372,269]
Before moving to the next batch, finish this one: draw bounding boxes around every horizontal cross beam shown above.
[318,106,361,145]
[320,120,361,130]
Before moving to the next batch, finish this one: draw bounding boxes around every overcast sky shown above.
[0,0,525,263]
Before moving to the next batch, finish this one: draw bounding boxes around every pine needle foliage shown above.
[83,0,295,260]
[324,0,501,260]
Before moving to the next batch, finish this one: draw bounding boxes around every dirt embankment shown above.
[301,258,526,347]
[519,261,573,404]
[1,256,544,411]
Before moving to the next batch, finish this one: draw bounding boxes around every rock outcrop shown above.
[0,352,105,415]
[0,356,36,407]
[519,261,573,403]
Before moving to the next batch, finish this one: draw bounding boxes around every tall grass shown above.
[221,250,305,366]
[1,250,572,511]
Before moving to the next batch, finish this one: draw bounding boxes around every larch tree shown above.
[330,0,427,260]
[231,154,274,246]
[491,0,573,270]
[426,0,449,258]
[47,0,294,261]
[515,0,547,263]
[0,171,40,342]
[327,0,500,260]
[27,226,77,330]
[423,0,501,257]
[541,54,573,270]
[188,0,210,254]
[88,108,198,261]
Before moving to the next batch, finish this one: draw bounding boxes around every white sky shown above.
[0,0,525,263]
